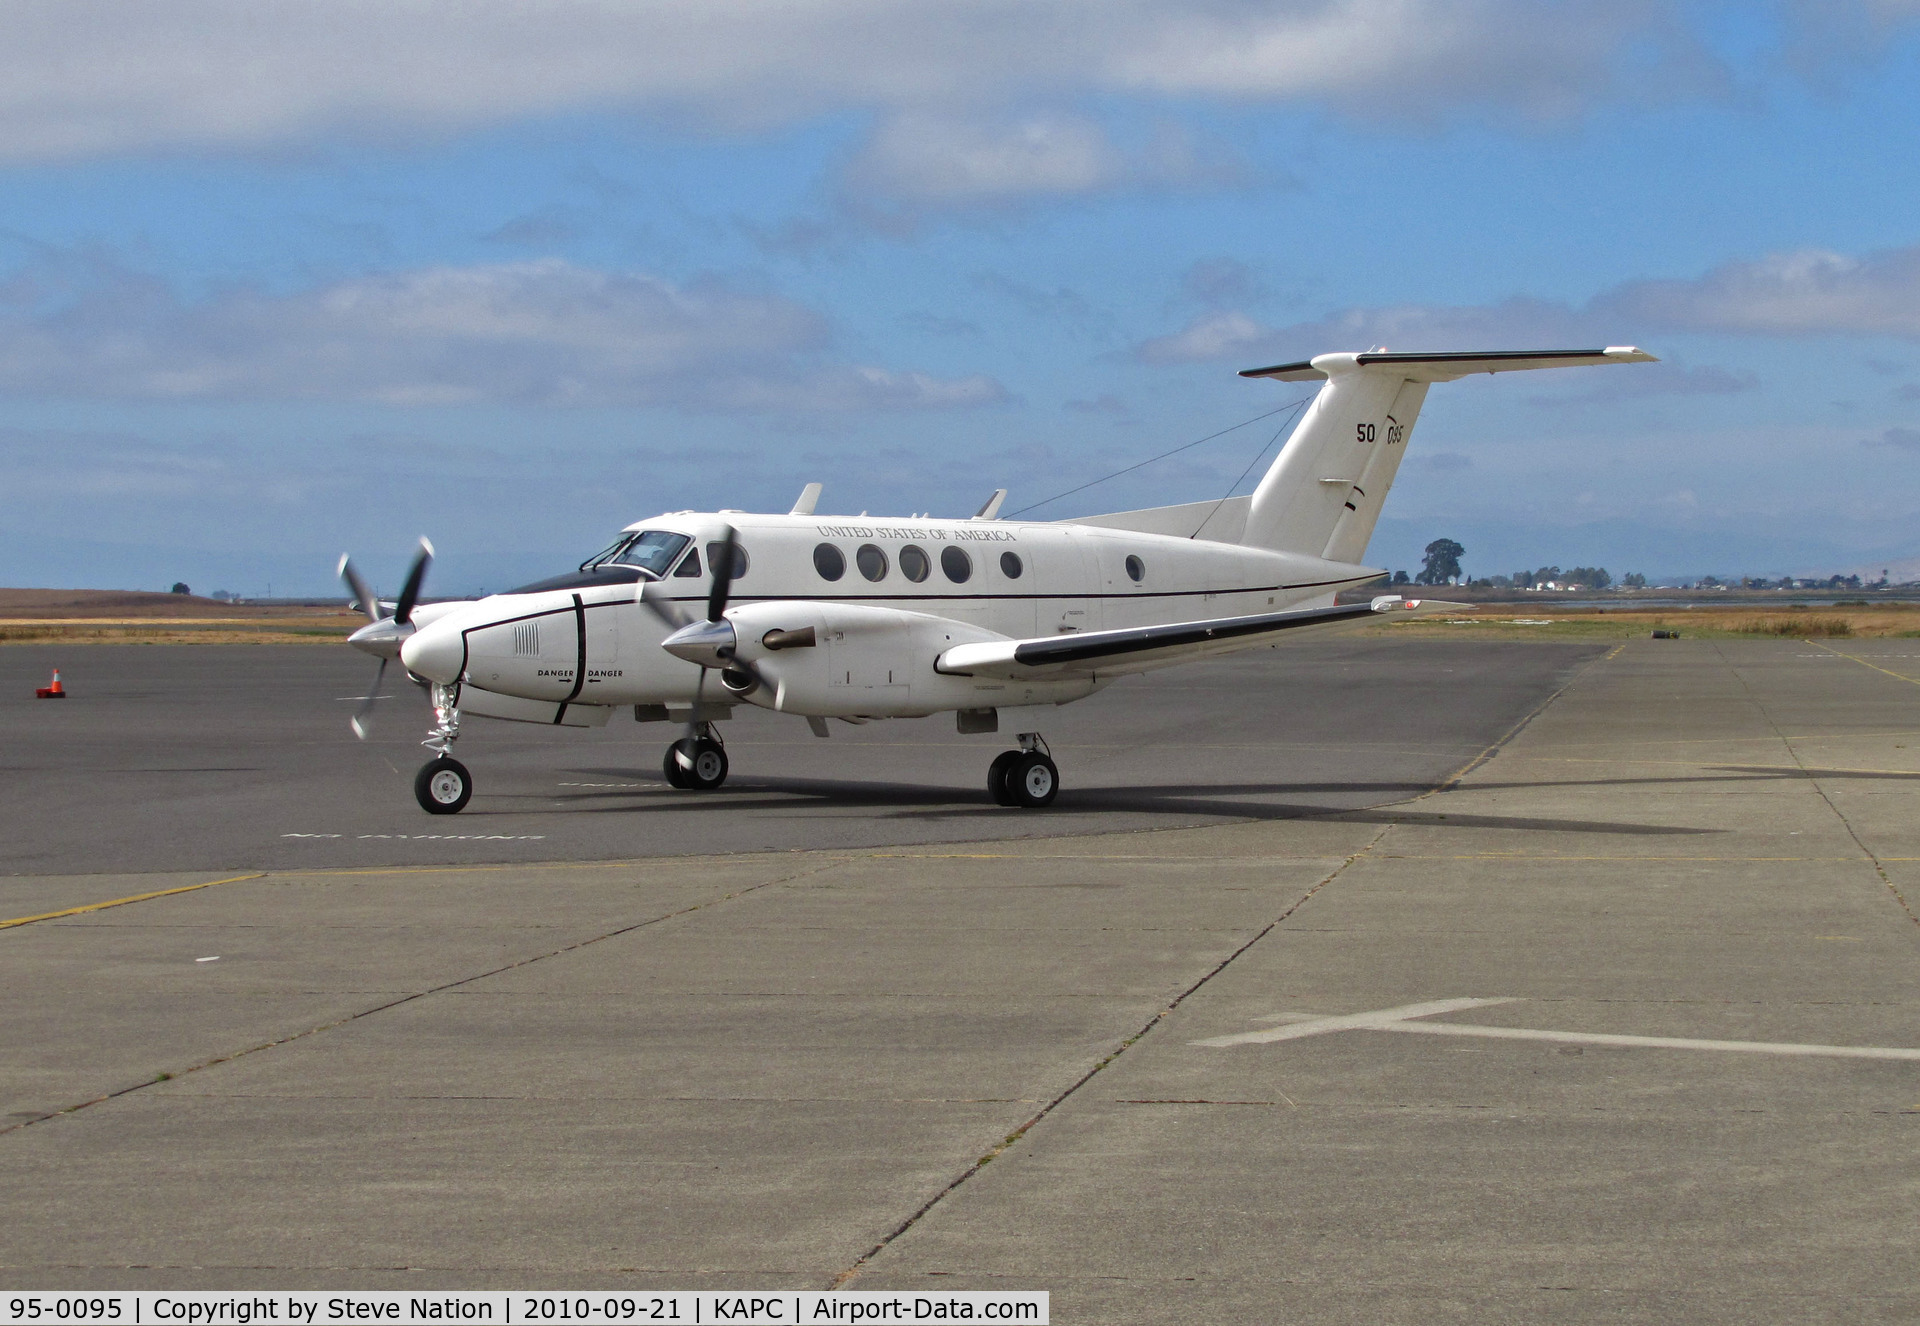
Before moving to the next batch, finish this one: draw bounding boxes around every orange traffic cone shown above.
[36,668,65,699]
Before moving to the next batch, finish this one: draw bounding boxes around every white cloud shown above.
[0,257,1006,411]
[1597,247,1920,338]
[1136,311,1277,363]
[1136,297,1599,365]
[845,113,1128,208]
[842,111,1251,216]
[1135,241,1920,370]
[0,1,1707,165]
[1864,426,1920,450]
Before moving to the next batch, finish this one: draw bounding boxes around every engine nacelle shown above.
[723,601,1099,717]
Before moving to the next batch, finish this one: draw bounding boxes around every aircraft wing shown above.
[935,595,1465,679]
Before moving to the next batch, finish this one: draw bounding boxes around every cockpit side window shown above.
[585,530,691,578]
[674,547,703,578]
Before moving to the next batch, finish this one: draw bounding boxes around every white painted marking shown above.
[1198,998,1512,1046]
[353,833,546,840]
[195,956,219,963]
[1194,998,1920,1061]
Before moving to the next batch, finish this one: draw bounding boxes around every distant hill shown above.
[1835,556,1920,585]
[0,589,335,618]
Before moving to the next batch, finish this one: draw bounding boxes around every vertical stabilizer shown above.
[1235,348,1656,560]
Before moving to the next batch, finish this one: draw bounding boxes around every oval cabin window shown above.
[941,546,973,583]
[1125,554,1145,583]
[899,544,931,583]
[856,543,889,582]
[707,541,749,579]
[999,551,1023,579]
[813,543,846,581]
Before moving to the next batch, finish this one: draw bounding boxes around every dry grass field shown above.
[1381,601,1920,640]
[0,589,362,644]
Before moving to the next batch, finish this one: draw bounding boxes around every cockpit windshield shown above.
[580,530,691,578]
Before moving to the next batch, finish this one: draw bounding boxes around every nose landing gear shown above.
[988,733,1058,808]
[414,683,472,815]
[664,723,729,791]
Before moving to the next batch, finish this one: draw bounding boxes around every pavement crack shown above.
[1718,642,1920,934]
[0,859,843,1142]
[825,827,1388,1290]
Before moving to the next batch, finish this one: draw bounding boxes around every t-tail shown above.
[1237,348,1655,561]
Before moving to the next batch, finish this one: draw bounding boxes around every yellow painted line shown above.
[1810,641,1920,686]
[0,873,266,931]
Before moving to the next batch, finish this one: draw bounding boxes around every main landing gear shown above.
[414,683,472,815]
[988,733,1059,809]
[663,723,729,791]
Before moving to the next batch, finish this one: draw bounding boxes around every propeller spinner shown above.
[339,537,434,738]
[644,527,766,762]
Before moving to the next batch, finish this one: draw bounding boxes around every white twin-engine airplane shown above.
[341,347,1654,814]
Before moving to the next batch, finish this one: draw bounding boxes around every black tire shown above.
[1008,751,1059,808]
[665,737,728,791]
[987,750,1021,806]
[662,740,692,789]
[414,756,472,815]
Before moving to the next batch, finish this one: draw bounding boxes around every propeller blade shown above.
[392,537,434,625]
[338,555,381,624]
[638,580,693,632]
[707,524,738,623]
[350,657,387,740]
[677,666,708,763]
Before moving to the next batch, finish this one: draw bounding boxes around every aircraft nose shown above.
[400,617,465,684]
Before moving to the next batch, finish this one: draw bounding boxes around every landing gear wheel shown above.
[414,755,472,815]
[665,737,729,791]
[1008,751,1059,808]
[987,750,1021,806]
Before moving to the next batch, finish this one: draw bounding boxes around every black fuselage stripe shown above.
[560,594,589,708]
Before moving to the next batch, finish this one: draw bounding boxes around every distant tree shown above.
[1416,538,1464,585]
[1700,575,1721,588]
[211,590,232,601]
[1512,569,1533,588]
[1390,569,1411,585]
[170,582,190,595]
[1621,572,1647,589]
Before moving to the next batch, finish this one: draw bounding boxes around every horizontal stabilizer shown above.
[1240,347,1655,383]
[937,596,1466,679]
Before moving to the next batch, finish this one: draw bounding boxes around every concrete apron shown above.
[2,638,1917,1323]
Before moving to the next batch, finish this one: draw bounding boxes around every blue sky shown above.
[5,0,1920,594]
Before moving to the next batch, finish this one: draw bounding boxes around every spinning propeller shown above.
[338,537,433,739]
[643,526,766,755]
